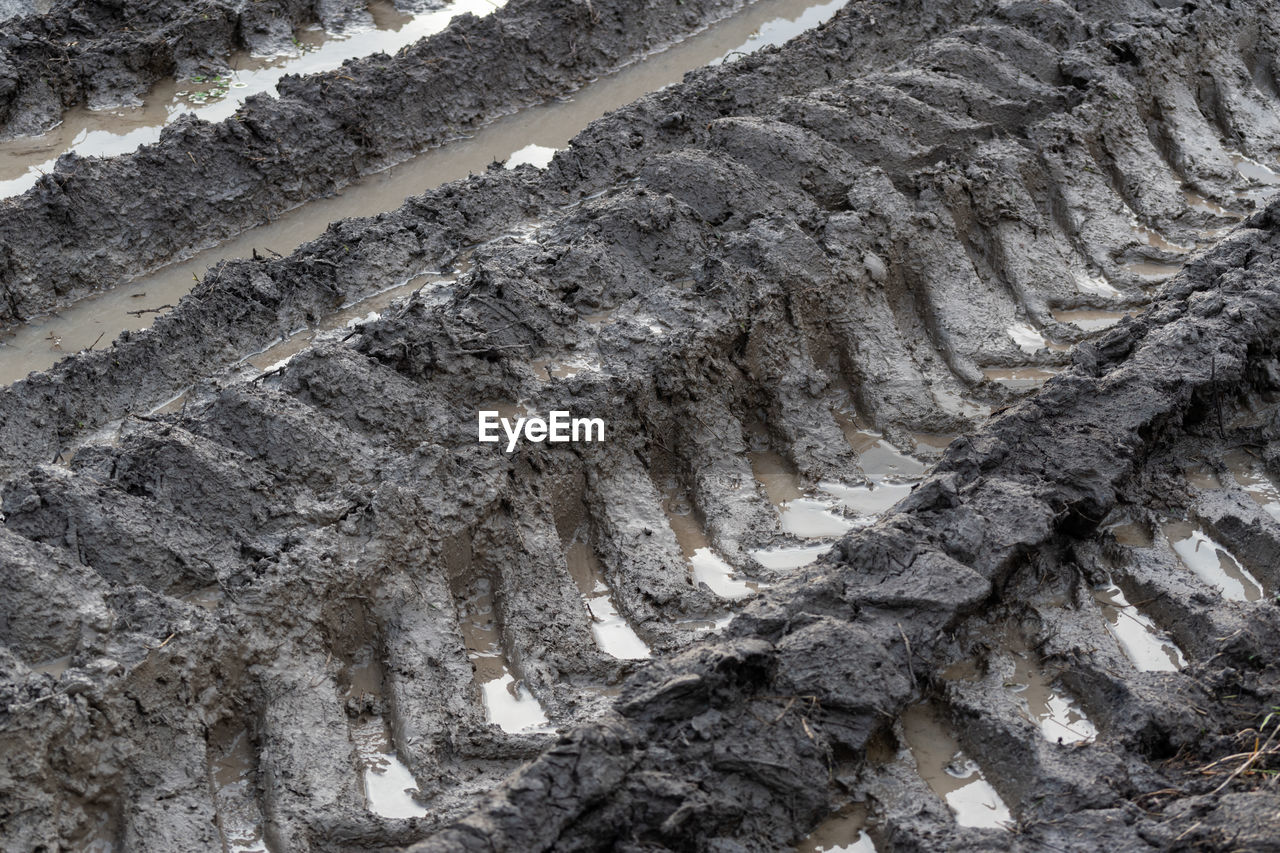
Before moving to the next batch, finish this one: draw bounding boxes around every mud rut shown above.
[4,0,1280,851]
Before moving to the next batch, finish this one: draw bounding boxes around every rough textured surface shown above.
[0,0,371,136]
[0,0,35,23]
[0,0,747,328]
[3,0,1280,851]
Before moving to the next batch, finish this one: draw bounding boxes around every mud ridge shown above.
[0,0,754,328]
[0,0,376,138]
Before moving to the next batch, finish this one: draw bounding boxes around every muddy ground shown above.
[0,0,384,137]
[3,0,1280,850]
[0,0,749,327]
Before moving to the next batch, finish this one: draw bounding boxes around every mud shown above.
[0,0,754,328]
[6,0,1280,851]
[0,0,502,199]
[0,0,387,137]
[0,0,852,384]
[901,702,1013,830]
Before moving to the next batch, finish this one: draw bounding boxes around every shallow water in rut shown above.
[343,650,430,819]
[1223,448,1280,522]
[0,0,850,384]
[456,577,554,734]
[901,703,1013,831]
[1162,520,1265,602]
[796,802,877,852]
[1092,581,1187,672]
[564,540,651,660]
[660,483,759,599]
[0,0,509,198]
[208,724,269,853]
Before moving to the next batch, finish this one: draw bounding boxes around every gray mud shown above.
[0,0,375,137]
[0,0,846,385]
[0,0,747,328]
[0,0,502,199]
[5,0,1280,851]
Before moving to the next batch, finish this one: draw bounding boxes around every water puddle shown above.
[982,367,1060,390]
[1183,189,1242,221]
[1184,463,1222,491]
[1123,260,1183,282]
[751,543,831,570]
[818,480,916,517]
[474,400,532,425]
[1162,520,1264,602]
[504,143,558,170]
[834,415,928,481]
[529,352,603,381]
[1228,153,1280,207]
[1107,519,1153,548]
[343,649,428,819]
[742,409,924,548]
[825,409,926,513]
[0,262,447,385]
[911,432,955,453]
[679,613,736,633]
[1230,152,1280,186]
[241,271,449,373]
[1092,582,1186,672]
[454,571,554,734]
[659,483,758,599]
[711,0,847,64]
[795,802,877,852]
[579,309,618,326]
[901,702,1013,830]
[0,0,507,198]
[0,0,852,385]
[183,585,225,611]
[207,723,269,853]
[1005,651,1096,745]
[945,638,1096,745]
[1223,448,1280,522]
[564,540,651,659]
[747,447,857,539]
[1131,221,1192,255]
[1075,272,1122,298]
[1051,308,1130,332]
[31,654,71,678]
[1006,322,1069,354]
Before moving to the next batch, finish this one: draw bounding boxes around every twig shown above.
[1211,355,1225,440]
[127,304,173,317]
[898,622,916,687]
[1208,717,1280,794]
[86,331,104,351]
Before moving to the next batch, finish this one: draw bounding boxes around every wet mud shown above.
[0,0,751,329]
[0,0,848,384]
[0,0,504,199]
[5,0,1280,851]
[0,0,372,138]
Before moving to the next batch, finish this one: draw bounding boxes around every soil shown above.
[0,0,746,328]
[3,0,1280,851]
[0,0,373,136]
